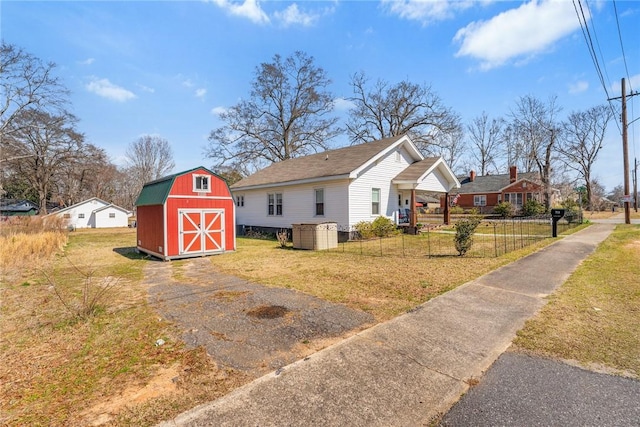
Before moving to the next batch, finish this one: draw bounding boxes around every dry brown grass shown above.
[0,216,68,283]
[514,224,640,378]
[208,236,553,321]
[0,228,250,427]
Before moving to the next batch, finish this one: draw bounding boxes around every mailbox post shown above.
[551,209,565,237]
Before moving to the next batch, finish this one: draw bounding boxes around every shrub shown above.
[522,199,545,216]
[494,202,514,217]
[354,216,399,239]
[454,215,482,256]
[449,206,464,214]
[371,216,398,237]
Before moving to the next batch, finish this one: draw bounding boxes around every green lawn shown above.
[514,224,640,378]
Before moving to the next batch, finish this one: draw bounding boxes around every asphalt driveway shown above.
[144,257,374,375]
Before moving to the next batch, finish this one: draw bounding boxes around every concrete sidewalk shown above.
[159,223,615,427]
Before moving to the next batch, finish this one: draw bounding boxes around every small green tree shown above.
[454,215,482,256]
[494,202,514,217]
[371,216,398,237]
[522,199,545,216]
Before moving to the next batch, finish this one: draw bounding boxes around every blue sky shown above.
[2,0,639,192]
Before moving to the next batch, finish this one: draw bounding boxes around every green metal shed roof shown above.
[134,166,218,206]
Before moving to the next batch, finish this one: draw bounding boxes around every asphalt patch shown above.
[145,257,373,375]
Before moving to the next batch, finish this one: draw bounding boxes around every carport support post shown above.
[443,192,450,225]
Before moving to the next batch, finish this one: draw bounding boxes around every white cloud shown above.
[274,3,318,27]
[381,0,475,24]
[196,88,207,98]
[78,58,95,66]
[211,106,228,116]
[568,80,589,94]
[209,0,269,24]
[610,73,640,94]
[137,83,155,93]
[333,97,355,111]
[454,0,584,70]
[182,78,194,88]
[86,77,136,102]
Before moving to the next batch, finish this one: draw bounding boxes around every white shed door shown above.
[178,209,225,255]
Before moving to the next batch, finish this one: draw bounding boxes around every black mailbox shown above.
[551,209,565,237]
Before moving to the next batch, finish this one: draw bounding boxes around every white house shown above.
[47,197,131,228]
[230,135,460,235]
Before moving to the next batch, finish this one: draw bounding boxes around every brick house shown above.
[442,166,544,214]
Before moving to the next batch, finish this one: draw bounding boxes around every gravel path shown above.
[144,257,374,375]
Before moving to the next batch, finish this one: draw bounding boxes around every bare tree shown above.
[125,135,175,189]
[467,112,504,175]
[430,122,466,173]
[56,144,119,206]
[1,43,69,140]
[509,95,562,211]
[206,51,341,173]
[2,109,85,213]
[346,72,459,153]
[557,104,613,210]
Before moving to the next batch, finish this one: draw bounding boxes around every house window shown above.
[505,193,523,206]
[236,195,245,207]
[372,188,381,215]
[398,194,402,207]
[109,213,116,218]
[78,213,85,219]
[268,193,283,216]
[63,213,71,219]
[474,195,487,206]
[193,174,210,192]
[315,189,324,216]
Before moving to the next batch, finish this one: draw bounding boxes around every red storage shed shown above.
[135,166,235,260]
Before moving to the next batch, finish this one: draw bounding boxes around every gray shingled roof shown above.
[454,172,539,194]
[393,158,439,181]
[231,135,406,189]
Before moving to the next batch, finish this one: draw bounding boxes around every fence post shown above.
[494,223,498,257]
[427,227,431,258]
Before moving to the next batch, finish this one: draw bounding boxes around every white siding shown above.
[234,179,350,229]
[348,146,413,227]
[94,207,129,228]
[415,167,452,192]
[57,199,108,228]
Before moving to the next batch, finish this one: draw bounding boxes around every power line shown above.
[572,0,622,134]
[612,0,634,93]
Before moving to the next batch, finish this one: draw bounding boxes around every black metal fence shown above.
[283,215,583,258]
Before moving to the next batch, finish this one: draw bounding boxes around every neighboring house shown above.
[135,166,236,260]
[230,135,460,236]
[0,199,39,216]
[444,166,544,213]
[46,197,130,228]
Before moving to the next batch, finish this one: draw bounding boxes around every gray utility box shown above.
[292,222,338,250]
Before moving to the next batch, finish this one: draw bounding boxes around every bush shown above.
[449,206,464,214]
[494,202,514,217]
[354,216,399,239]
[522,199,545,216]
[454,215,482,256]
[560,200,581,224]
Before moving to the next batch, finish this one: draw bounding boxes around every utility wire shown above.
[612,0,637,158]
[572,0,622,134]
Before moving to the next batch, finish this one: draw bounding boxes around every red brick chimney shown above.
[470,170,476,182]
[509,166,517,183]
